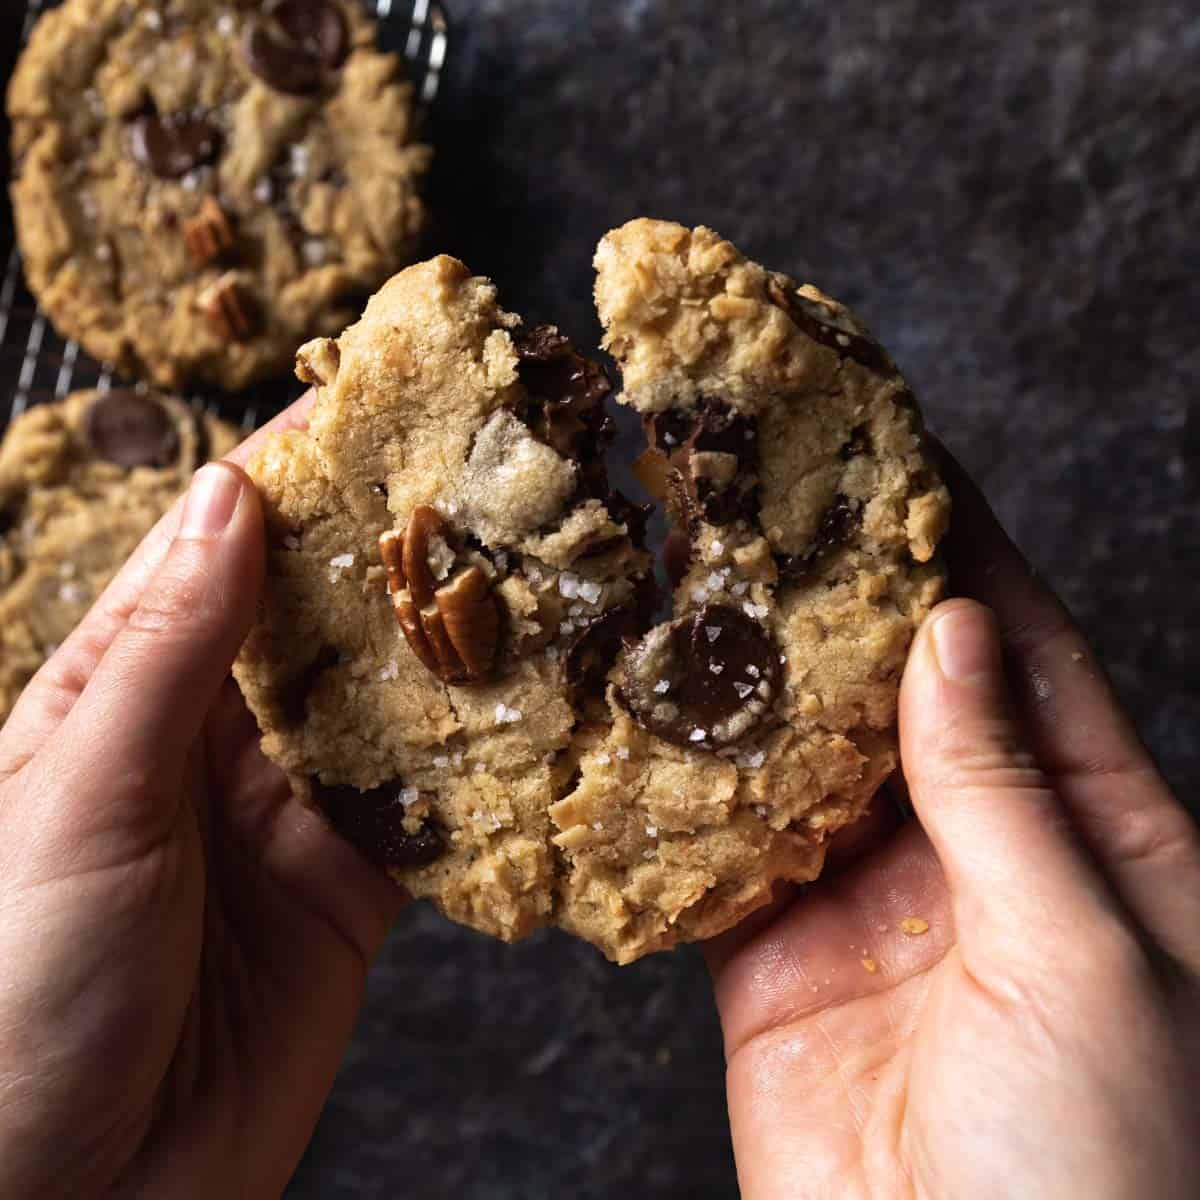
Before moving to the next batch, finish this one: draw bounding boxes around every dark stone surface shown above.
[287,2,1198,1197]
[3,1,1197,1196]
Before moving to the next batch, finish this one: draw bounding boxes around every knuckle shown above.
[1090,801,1200,874]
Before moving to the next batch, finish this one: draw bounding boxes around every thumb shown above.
[53,462,264,784]
[900,599,1115,936]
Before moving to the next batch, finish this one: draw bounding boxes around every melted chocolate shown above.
[128,111,221,178]
[317,782,445,869]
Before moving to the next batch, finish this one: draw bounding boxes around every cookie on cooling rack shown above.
[0,389,239,722]
[7,0,431,392]
[232,228,948,964]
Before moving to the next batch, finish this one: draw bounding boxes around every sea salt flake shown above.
[709,662,724,675]
[217,12,236,36]
[142,9,162,28]
[595,752,611,765]
[706,572,723,590]
[642,849,656,860]
[746,664,760,678]
[398,787,420,809]
[58,582,86,604]
[592,821,604,831]
[740,750,766,769]
[663,432,677,445]
[578,580,603,604]
[688,729,707,742]
[645,825,658,837]
[653,679,671,694]
[253,177,273,203]
[731,581,748,596]
[558,572,580,599]
[705,625,722,643]
[494,703,523,724]
[377,660,399,681]
[710,540,724,555]
[616,747,630,760]
[559,621,575,636]
[734,681,754,698]
[433,755,450,768]
[329,553,355,569]
[473,762,486,773]
[282,534,301,550]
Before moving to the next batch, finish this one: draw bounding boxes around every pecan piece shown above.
[380,506,500,685]
[183,196,236,267]
[200,271,257,341]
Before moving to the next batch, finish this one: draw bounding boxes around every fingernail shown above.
[930,603,1000,684]
[181,464,242,538]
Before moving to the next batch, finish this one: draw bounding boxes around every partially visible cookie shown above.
[8,0,431,391]
[234,232,948,965]
[0,390,239,722]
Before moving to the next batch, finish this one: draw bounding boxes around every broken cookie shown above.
[234,223,949,963]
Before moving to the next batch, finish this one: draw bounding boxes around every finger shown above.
[204,682,405,965]
[900,598,1125,954]
[937,443,1200,965]
[33,464,264,856]
[0,391,316,769]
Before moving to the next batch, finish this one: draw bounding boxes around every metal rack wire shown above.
[0,0,448,435]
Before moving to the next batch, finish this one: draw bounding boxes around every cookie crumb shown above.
[900,917,929,936]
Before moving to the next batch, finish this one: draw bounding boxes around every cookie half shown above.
[235,230,948,964]
[8,0,431,391]
[0,390,239,721]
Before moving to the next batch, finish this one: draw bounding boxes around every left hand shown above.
[0,396,402,1198]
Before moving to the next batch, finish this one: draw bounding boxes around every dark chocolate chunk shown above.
[565,574,659,692]
[645,399,760,528]
[514,323,613,461]
[618,603,779,748]
[242,21,323,94]
[270,0,349,67]
[767,280,895,374]
[777,495,861,581]
[841,425,872,460]
[317,782,445,869]
[82,391,180,469]
[128,111,221,179]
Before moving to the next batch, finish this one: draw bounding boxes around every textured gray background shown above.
[2,0,1196,1196]
[288,2,1198,1197]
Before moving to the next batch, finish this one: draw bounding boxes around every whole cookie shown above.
[234,227,948,964]
[8,0,431,392]
[0,390,239,722]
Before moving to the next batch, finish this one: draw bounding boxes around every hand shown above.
[0,396,403,1198]
[707,447,1200,1199]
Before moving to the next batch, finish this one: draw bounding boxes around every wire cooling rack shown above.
[0,0,448,435]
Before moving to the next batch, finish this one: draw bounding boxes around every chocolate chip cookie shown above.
[8,0,431,392]
[234,226,948,964]
[0,390,239,722]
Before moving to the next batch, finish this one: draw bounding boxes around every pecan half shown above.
[380,506,500,684]
[184,196,236,267]
[200,272,257,341]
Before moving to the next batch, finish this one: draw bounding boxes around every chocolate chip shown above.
[565,575,659,692]
[242,22,323,94]
[645,399,760,528]
[618,603,779,748]
[317,782,445,869]
[514,323,613,461]
[777,495,861,582]
[767,279,895,374]
[128,111,221,179]
[242,0,348,95]
[82,391,180,468]
[270,0,349,67]
[841,425,871,460]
